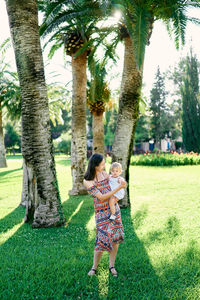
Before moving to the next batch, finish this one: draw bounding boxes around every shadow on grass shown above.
[106,208,165,299]
[0,168,22,178]
[1,196,199,299]
[0,195,100,299]
[0,206,25,234]
[158,240,200,298]
[132,204,148,230]
[142,216,182,247]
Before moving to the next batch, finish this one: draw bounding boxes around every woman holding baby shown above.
[83,153,126,277]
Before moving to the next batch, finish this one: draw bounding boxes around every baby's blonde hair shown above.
[110,162,122,173]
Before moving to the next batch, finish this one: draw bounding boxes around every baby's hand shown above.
[118,177,125,184]
[120,180,126,188]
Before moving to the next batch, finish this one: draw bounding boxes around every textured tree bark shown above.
[92,112,105,156]
[20,159,28,207]
[112,37,142,207]
[0,101,7,168]
[6,0,65,227]
[69,52,87,195]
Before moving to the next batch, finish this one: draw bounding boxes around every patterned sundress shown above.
[87,178,124,252]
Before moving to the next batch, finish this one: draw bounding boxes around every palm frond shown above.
[87,56,111,110]
[48,40,64,59]
[124,3,150,70]
[40,0,102,37]
[188,17,200,26]
[0,38,11,54]
[172,7,187,48]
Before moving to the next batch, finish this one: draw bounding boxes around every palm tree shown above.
[20,83,68,207]
[103,0,200,207]
[5,0,65,227]
[87,58,111,155]
[39,0,104,195]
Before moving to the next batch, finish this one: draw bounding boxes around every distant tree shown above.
[149,67,168,146]
[181,52,200,152]
[50,110,71,140]
[4,123,21,152]
[167,54,200,144]
[167,99,182,140]
[0,38,21,167]
[104,108,118,150]
[134,115,150,145]
[47,84,72,140]
[166,59,189,140]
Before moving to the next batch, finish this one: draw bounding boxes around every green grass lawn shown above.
[0,157,200,299]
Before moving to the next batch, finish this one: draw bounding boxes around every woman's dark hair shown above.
[84,153,104,180]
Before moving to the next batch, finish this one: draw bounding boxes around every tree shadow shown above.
[0,194,199,299]
[142,216,182,247]
[0,168,22,178]
[0,206,25,234]
[159,240,200,298]
[0,194,100,299]
[106,207,165,299]
[132,204,148,230]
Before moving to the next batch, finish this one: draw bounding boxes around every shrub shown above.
[56,140,71,154]
[131,152,200,166]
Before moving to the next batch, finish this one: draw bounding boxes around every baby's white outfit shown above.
[109,176,125,199]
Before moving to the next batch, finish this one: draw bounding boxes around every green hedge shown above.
[131,152,200,166]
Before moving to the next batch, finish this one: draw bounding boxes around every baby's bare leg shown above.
[109,196,117,215]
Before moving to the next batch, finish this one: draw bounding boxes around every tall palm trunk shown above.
[112,36,142,207]
[69,52,87,195]
[0,101,7,168]
[20,159,28,207]
[6,0,65,227]
[92,112,105,155]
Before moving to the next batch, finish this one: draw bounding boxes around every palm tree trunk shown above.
[69,52,87,195]
[20,159,28,207]
[112,36,142,207]
[6,0,65,227]
[126,120,138,202]
[0,101,7,168]
[92,112,105,155]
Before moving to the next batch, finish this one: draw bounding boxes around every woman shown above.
[84,153,126,277]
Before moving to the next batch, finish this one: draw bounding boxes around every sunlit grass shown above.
[0,156,200,299]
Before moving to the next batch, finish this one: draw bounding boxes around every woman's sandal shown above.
[88,268,97,276]
[109,267,118,277]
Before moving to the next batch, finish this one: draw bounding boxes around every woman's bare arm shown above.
[84,179,126,202]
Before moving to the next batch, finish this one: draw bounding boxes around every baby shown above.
[109,162,125,221]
